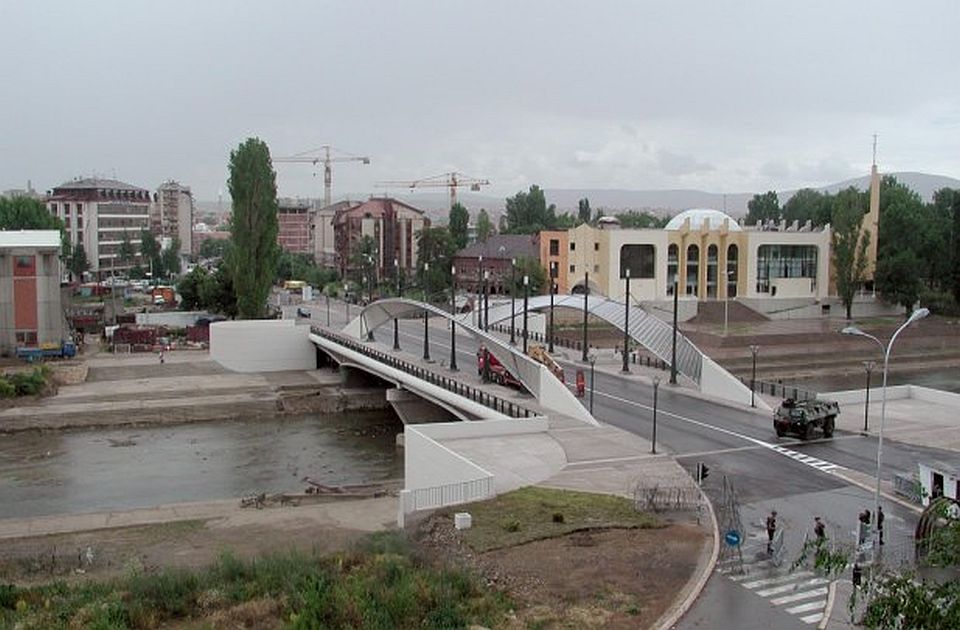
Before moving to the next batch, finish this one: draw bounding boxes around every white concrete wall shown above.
[210,319,315,372]
[825,385,960,408]
[700,355,773,411]
[136,311,211,327]
[416,417,549,440]
[404,425,494,489]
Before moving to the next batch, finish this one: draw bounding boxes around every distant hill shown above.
[196,171,959,224]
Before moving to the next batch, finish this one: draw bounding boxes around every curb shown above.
[818,580,837,629]
[653,482,720,630]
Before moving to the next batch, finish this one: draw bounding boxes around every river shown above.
[0,412,404,520]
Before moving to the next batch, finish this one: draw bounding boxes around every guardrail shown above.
[311,326,537,419]
[741,377,818,402]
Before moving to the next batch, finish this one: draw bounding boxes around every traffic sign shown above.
[724,529,742,546]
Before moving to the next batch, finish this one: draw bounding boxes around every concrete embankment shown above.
[0,352,390,434]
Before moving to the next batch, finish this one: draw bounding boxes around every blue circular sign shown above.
[724,530,742,546]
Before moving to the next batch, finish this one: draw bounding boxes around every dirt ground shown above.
[416,511,708,629]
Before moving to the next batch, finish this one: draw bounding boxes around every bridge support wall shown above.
[210,319,315,372]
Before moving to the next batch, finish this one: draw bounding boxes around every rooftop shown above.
[664,208,742,232]
[456,234,539,260]
[0,230,62,249]
[53,178,147,193]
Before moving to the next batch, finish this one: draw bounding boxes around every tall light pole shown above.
[842,308,929,552]
[862,360,875,432]
[622,267,631,373]
[450,265,458,371]
[510,258,517,344]
[393,257,401,351]
[345,283,350,320]
[588,352,597,414]
[670,281,679,385]
[422,262,430,361]
[581,271,590,363]
[651,376,660,454]
[522,274,530,353]
[548,275,555,353]
[749,344,760,408]
[365,274,374,340]
[723,269,730,336]
[483,270,489,332]
[477,254,483,329]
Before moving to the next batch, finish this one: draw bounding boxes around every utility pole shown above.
[548,275,555,353]
[670,281,679,385]
[422,262,430,361]
[581,271,590,362]
[510,258,516,344]
[522,275,530,353]
[393,257,401,351]
[622,268,631,373]
[450,265,458,371]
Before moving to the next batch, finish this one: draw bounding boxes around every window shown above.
[706,244,718,298]
[15,331,38,346]
[727,244,739,298]
[594,242,599,251]
[667,244,678,294]
[549,261,559,278]
[549,239,559,256]
[569,264,576,273]
[570,242,576,251]
[594,264,599,273]
[756,244,817,293]
[686,244,699,296]
[619,244,656,279]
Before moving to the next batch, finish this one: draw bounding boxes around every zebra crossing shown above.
[717,554,830,625]
[767,444,844,474]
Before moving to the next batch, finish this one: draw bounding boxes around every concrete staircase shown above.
[687,300,768,325]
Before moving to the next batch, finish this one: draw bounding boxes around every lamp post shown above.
[393,257,401,350]
[548,276,555,353]
[622,267,631,373]
[477,255,483,329]
[522,274,530,353]
[842,308,929,552]
[581,271,590,362]
[345,284,350,320]
[325,292,330,326]
[365,276,374,340]
[749,345,760,408]
[450,265,458,371]
[483,270,489,332]
[588,352,597,414]
[651,376,661,454]
[862,360,875,432]
[422,262,430,361]
[723,270,730,336]
[510,258,517,344]
[670,281,679,385]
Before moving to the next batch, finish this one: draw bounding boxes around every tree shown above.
[782,188,833,227]
[953,192,960,305]
[448,202,469,251]
[504,185,557,234]
[475,209,494,242]
[199,238,230,259]
[746,190,781,225]
[616,210,666,229]
[160,237,182,277]
[876,249,923,316]
[577,198,592,225]
[415,226,455,295]
[509,256,547,294]
[177,266,208,310]
[227,137,280,319]
[0,197,63,230]
[67,243,90,280]
[140,229,162,277]
[200,263,238,318]
[830,187,870,320]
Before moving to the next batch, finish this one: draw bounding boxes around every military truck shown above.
[773,398,840,440]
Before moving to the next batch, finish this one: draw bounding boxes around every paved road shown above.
[346,310,939,628]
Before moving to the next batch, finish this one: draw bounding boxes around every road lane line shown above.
[770,587,828,605]
[786,600,827,614]
[755,577,829,597]
[741,571,814,588]
[801,612,824,624]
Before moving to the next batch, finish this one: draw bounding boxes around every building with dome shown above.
[540,206,840,318]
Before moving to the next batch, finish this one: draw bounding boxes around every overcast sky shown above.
[2,1,958,203]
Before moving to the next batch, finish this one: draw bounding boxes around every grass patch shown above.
[0,531,510,629]
[457,486,661,552]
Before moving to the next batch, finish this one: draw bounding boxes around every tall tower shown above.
[863,135,881,282]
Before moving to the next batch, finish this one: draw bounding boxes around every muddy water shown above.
[0,412,404,520]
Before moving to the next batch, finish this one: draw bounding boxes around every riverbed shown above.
[0,411,404,520]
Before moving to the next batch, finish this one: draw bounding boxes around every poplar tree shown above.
[831,187,870,320]
[228,137,280,318]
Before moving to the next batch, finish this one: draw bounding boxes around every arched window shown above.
[667,244,679,295]
[686,244,699,297]
[727,244,739,298]
[706,244,718,298]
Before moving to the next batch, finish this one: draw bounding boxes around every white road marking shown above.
[786,601,828,614]
[755,577,829,597]
[741,572,815,588]
[801,612,824,624]
[770,587,828,605]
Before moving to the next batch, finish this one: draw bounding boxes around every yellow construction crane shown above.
[274,145,370,209]
[375,171,490,209]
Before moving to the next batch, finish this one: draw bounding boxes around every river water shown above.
[0,412,404,520]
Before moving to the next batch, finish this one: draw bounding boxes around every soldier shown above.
[814,516,826,541]
[877,505,885,545]
[766,510,778,553]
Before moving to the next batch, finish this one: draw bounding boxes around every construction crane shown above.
[274,145,370,209]
[375,172,490,209]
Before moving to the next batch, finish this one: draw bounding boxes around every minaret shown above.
[863,135,880,282]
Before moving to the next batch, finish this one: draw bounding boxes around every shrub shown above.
[920,289,960,317]
[552,512,565,524]
[503,519,521,533]
[8,368,46,396]
[0,378,15,398]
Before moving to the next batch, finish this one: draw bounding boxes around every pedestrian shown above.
[766,510,778,553]
[814,516,826,541]
[159,350,165,364]
[877,505,885,545]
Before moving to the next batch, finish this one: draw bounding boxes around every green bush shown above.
[0,378,15,398]
[8,367,47,396]
[920,290,960,317]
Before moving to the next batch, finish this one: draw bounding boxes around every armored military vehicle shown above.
[773,398,840,440]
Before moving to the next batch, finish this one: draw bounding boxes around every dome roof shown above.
[664,208,741,232]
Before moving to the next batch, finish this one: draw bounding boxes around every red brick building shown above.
[333,197,429,277]
[0,230,64,355]
[277,198,313,254]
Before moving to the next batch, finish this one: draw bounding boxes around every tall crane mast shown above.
[375,172,491,209]
[274,145,371,209]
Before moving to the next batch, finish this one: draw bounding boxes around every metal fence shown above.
[632,484,702,513]
[407,477,495,512]
[742,377,818,402]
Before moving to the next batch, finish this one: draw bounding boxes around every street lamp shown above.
[345,283,350,320]
[842,307,929,552]
[365,275,374,340]
[862,360,875,432]
[510,258,517,344]
[723,269,730,336]
[483,270,489,332]
[477,254,483,329]
[450,265,458,371]
[588,352,597,414]
[393,257,401,351]
[581,271,590,362]
[651,376,661,454]
[548,274,555,353]
[622,267,631,374]
[522,274,530,353]
[749,344,760,408]
[422,262,430,361]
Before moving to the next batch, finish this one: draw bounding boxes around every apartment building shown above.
[0,230,64,355]
[277,198,313,255]
[152,180,194,259]
[333,197,429,277]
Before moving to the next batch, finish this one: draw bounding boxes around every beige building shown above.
[152,181,194,260]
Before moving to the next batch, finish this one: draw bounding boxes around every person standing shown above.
[877,506,885,546]
[814,516,826,541]
[766,510,778,553]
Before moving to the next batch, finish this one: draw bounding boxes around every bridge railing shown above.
[311,326,538,419]
[740,377,818,402]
